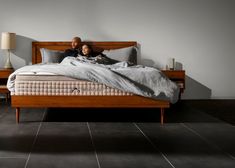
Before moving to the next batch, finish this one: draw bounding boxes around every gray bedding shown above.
[7,57,179,103]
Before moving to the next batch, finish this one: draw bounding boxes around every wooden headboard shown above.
[32,41,137,64]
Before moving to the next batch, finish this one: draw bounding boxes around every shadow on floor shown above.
[43,102,220,123]
[184,100,235,125]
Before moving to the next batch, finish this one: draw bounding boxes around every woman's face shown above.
[82,45,91,56]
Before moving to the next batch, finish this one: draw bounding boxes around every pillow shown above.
[102,46,138,65]
[40,48,64,63]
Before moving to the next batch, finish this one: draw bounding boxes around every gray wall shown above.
[0,0,235,99]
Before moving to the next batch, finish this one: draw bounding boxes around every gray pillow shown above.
[102,46,137,65]
[40,48,64,63]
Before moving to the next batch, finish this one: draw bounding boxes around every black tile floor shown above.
[0,101,235,168]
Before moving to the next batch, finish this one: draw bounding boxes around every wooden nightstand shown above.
[161,70,185,99]
[0,68,14,102]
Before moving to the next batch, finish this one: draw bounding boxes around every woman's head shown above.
[71,37,81,49]
[82,44,92,56]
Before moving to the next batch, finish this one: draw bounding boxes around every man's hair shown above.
[73,37,81,42]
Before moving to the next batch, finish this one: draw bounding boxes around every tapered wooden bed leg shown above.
[161,108,164,125]
[16,108,20,124]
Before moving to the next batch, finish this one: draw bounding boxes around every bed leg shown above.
[16,108,20,124]
[160,108,164,125]
[5,93,8,103]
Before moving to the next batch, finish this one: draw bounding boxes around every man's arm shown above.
[64,49,80,58]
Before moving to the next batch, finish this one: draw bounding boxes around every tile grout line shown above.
[133,123,176,168]
[87,122,101,168]
[181,123,235,160]
[24,109,47,168]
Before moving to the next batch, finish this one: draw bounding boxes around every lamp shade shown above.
[1,32,16,49]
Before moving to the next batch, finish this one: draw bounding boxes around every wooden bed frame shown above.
[11,41,170,124]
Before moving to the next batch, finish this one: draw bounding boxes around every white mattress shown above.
[13,74,132,96]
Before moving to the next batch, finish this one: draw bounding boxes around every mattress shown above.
[12,73,132,96]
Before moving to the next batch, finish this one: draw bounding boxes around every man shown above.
[64,37,81,58]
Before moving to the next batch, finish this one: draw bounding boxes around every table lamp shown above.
[1,32,16,69]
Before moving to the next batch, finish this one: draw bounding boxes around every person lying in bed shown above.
[80,44,97,57]
[78,44,118,65]
[64,37,81,57]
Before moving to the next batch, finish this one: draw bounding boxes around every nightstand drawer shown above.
[0,68,14,102]
[162,70,185,79]
[0,69,14,78]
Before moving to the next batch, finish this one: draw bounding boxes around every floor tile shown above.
[184,122,235,158]
[0,158,26,168]
[165,103,221,123]
[137,123,235,168]
[89,122,173,168]
[26,122,98,168]
[0,124,39,157]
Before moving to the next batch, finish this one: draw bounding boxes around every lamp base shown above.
[4,61,13,69]
[4,50,13,69]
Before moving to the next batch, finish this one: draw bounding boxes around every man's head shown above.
[71,37,81,49]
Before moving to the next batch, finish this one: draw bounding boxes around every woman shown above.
[80,44,96,57]
[79,44,118,65]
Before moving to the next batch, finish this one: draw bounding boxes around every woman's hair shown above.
[83,44,92,50]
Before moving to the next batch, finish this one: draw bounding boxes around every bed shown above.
[11,41,171,124]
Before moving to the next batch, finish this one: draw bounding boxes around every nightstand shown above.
[0,68,14,102]
[161,70,185,99]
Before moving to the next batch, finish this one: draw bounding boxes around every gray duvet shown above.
[7,57,179,103]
